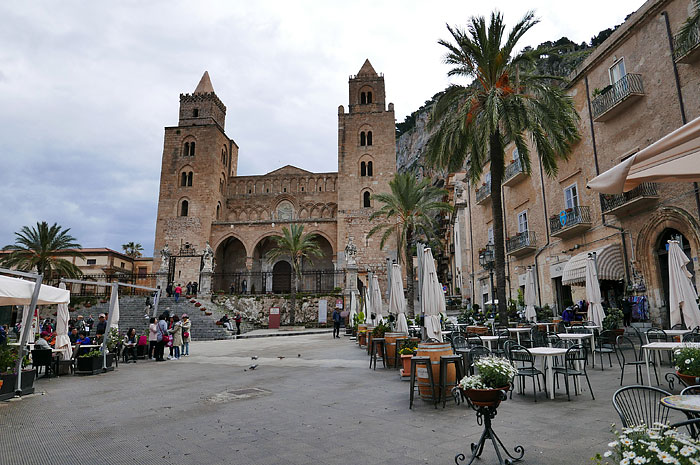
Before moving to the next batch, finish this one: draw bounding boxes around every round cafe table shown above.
[661,395,700,415]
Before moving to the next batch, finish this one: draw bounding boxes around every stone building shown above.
[152,60,397,294]
[447,0,700,326]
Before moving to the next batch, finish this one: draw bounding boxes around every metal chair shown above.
[612,385,672,428]
[438,355,464,408]
[616,335,658,386]
[683,333,700,343]
[594,330,618,370]
[464,345,491,375]
[553,344,594,401]
[682,385,700,395]
[530,326,548,348]
[465,333,483,348]
[671,323,686,330]
[556,321,567,334]
[31,349,55,378]
[509,344,544,402]
[492,330,510,357]
[502,339,516,360]
[646,328,670,365]
[451,335,468,352]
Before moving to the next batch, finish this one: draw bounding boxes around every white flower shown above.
[623,450,636,458]
[620,458,630,465]
[604,451,613,457]
[620,438,632,446]
[676,366,681,371]
[670,444,678,452]
[687,359,692,365]
[609,441,619,447]
[633,457,647,464]
[681,446,695,457]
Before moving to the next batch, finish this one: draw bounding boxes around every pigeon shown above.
[297,354,301,357]
[249,364,258,370]
[251,356,258,360]
[278,356,285,359]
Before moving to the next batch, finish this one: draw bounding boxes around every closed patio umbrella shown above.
[55,283,72,360]
[389,263,408,334]
[524,268,537,322]
[348,290,358,327]
[21,305,35,344]
[110,289,120,329]
[668,240,700,329]
[421,248,444,342]
[371,274,384,325]
[585,256,606,328]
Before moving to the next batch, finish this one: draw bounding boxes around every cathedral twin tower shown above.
[153,60,397,293]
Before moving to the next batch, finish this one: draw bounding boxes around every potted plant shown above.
[673,345,700,386]
[76,349,103,375]
[602,308,624,336]
[594,424,699,464]
[458,356,517,407]
[0,346,35,401]
[372,322,388,338]
[195,302,202,307]
[399,340,418,376]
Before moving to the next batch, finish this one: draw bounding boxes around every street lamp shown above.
[479,244,496,312]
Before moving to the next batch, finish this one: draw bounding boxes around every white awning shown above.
[562,244,624,286]
[0,274,70,306]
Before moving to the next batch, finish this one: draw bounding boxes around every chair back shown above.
[531,327,548,348]
[646,328,667,344]
[681,385,700,395]
[570,326,590,334]
[599,330,618,348]
[503,340,516,360]
[509,344,534,364]
[452,336,468,351]
[612,386,672,428]
[469,346,491,366]
[565,344,587,363]
[683,333,700,343]
[31,349,53,366]
[671,323,686,330]
[556,321,566,334]
[615,336,639,363]
[465,333,483,348]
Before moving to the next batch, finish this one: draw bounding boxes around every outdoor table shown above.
[528,347,568,400]
[507,327,531,345]
[480,335,499,352]
[535,322,555,334]
[661,395,700,415]
[642,342,700,385]
[556,332,597,365]
[645,329,691,343]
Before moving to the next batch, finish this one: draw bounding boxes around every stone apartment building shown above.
[447,0,700,326]
[152,60,397,294]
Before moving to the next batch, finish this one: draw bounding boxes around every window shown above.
[138,267,147,277]
[488,227,494,244]
[361,161,367,176]
[363,191,371,208]
[216,204,220,220]
[301,187,304,192]
[192,109,199,117]
[367,161,373,176]
[181,172,187,186]
[367,131,373,146]
[180,200,189,217]
[517,211,528,233]
[367,91,372,103]
[184,142,189,157]
[283,188,287,192]
[564,183,579,209]
[360,92,367,104]
[360,132,366,146]
[609,58,626,84]
[189,141,195,156]
[86,259,96,265]
[120,262,125,269]
[248,189,252,194]
[180,172,192,187]
[513,147,519,161]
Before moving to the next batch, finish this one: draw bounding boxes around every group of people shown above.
[148,309,192,361]
[165,282,197,302]
[218,312,242,335]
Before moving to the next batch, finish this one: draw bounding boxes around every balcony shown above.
[549,205,592,238]
[600,182,659,216]
[506,231,537,257]
[475,180,492,205]
[503,158,527,186]
[674,23,700,64]
[591,74,645,122]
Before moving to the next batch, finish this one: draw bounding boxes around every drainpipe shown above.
[502,185,512,306]
[662,10,700,221]
[585,76,631,284]
[533,155,550,310]
[466,177,476,305]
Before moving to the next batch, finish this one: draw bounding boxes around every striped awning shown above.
[562,244,624,286]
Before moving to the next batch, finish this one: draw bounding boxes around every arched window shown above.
[180,200,189,217]
[367,131,373,146]
[360,161,367,177]
[189,142,196,156]
[367,161,373,177]
[181,172,187,186]
[187,172,193,186]
[184,142,190,157]
[360,132,366,146]
[192,109,199,117]
[363,191,371,208]
[216,203,221,220]
[360,92,366,104]
[367,92,372,103]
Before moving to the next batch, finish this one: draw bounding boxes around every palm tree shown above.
[1,221,84,278]
[266,224,323,324]
[426,11,580,324]
[367,172,452,316]
[676,1,700,56]
[122,242,144,259]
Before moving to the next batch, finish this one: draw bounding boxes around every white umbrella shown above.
[668,241,700,329]
[524,268,537,322]
[585,256,606,328]
[348,290,358,327]
[21,305,35,344]
[363,282,373,325]
[371,274,384,325]
[389,263,408,334]
[55,283,72,360]
[422,248,444,342]
[110,288,120,329]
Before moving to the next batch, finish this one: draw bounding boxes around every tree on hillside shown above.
[426,11,580,324]
[1,221,84,278]
[266,224,323,325]
[122,242,144,259]
[367,172,452,316]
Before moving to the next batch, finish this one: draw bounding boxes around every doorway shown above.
[553,277,573,314]
[656,228,695,327]
[272,261,292,293]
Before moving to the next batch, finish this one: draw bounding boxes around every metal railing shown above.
[45,273,158,296]
[674,22,700,61]
[506,230,537,253]
[504,158,525,182]
[549,205,591,235]
[591,74,644,119]
[476,180,492,203]
[600,182,658,213]
[212,270,345,295]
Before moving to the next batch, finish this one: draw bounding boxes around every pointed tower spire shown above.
[194,71,215,94]
[357,59,377,77]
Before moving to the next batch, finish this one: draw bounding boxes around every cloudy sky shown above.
[0,0,644,256]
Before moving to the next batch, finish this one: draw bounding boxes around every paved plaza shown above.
[0,334,690,465]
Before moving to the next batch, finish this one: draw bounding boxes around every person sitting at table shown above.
[122,328,138,363]
[0,324,7,345]
[572,304,584,321]
[35,331,52,350]
[69,328,79,344]
[562,307,575,323]
[95,314,107,338]
[75,331,91,355]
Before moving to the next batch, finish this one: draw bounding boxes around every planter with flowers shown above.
[458,356,516,407]
[594,424,699,465]
[673,345,700,386]
[399,341,418,378]
[195,302,202,307]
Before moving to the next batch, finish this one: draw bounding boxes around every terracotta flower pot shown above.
[462,385,510,408]
[677,371,700,386]
[401,354,413,376]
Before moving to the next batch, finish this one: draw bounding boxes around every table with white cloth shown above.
[507,327,532,345]
[528,347,568,400]
[642,342,700,385]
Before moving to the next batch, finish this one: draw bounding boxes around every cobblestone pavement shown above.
[0,334,689,465]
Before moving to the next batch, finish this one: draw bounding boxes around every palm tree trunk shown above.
[405,228,415,317]
[489,131,509,325]
[290,271,297,325]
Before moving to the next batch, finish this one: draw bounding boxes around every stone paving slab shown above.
[0,334,690,465]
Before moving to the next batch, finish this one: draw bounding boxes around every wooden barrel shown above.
[416,342,454,401]
[384,332,408,368]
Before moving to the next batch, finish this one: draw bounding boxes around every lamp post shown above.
[479,244,495,313]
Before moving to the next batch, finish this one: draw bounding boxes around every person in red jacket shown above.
[174,284,182,303]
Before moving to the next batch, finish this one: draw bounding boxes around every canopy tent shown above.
[55,283,73,360]
[0,274,69,306]
[588,115,700,194]
[388,263,408,334]
[371,274,384,325]
[524,268,537,322]
[421,248,444,342]
[562,244,624,286]
[585,256,607,328]
[668,241,700,329]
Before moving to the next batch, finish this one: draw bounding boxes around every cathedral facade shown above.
[153,60,397,294]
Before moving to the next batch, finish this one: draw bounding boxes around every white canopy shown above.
[668,241,700,329]
[389,264,408,334]
[588,115,700,194]
[0,274,70,306]
[421,248,444,342]
[524,268,537,322]
[585,257,607,328]
[55,283,73,360]
[371,274,384,325]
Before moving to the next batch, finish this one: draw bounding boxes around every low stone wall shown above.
[211,294,344,326]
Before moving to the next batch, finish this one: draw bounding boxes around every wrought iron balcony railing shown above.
[476,180,492,204]
[600,182,659,213]
[506,231,537,255]
[591,74,644,120]
[503,158,525,183]
[549,205,591,236]
[674,22,700,62]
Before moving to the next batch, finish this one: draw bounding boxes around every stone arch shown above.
[182,135,197,157]
[239,210,247,221]
[310,204,322,218]
[213,234,248,292]
[178,197,190,217]
[360,85,374,104]
[298,208,309,219]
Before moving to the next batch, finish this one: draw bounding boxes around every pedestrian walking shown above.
[191,282,198,296]
[241,280,247,294]
[166,282,173,298]
[168,315,183,360]
[181,314,191,356]
[174,284,182,303]
[148,317,158,359]
[186,282,192,296]
[155,315,168,361]
[332,307,341,338]
[234,312,242,335]
[230,282,235,294]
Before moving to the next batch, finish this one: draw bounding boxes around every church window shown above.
[367,131,373,146]
[360,132,366,146]
[367,92,372,103]
[248,189,252,194]
[180,200,189,217]
[181,172,187,186]
[360,161,366,177]
[184,142,189,156]
[367,161,373,176]
[301,187,304,192]
[189,142,196,156]
[192,109,199,117]
[363,191,371,208]
[360,92,366,104]
[266,189,269,193]
[216,203,221,220]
